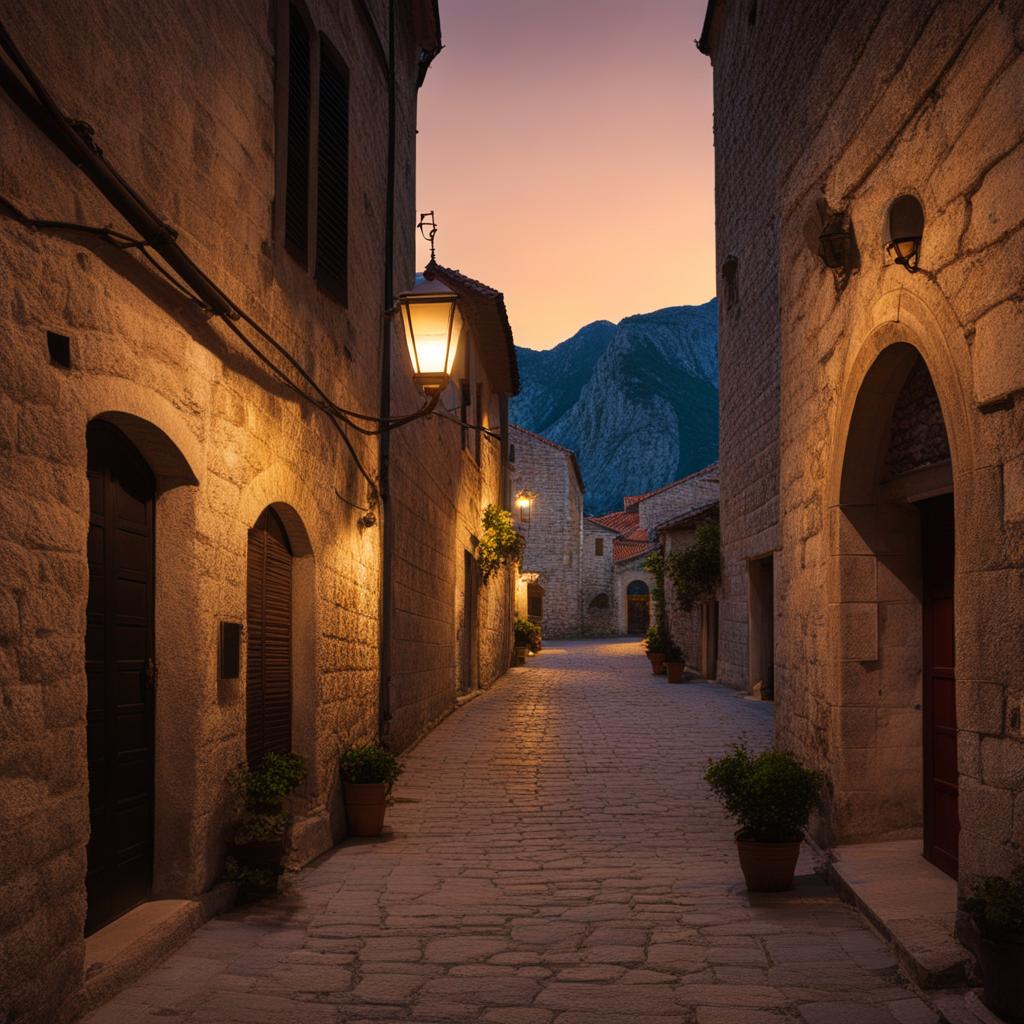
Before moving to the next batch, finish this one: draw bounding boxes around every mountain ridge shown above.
[511,299,719,516]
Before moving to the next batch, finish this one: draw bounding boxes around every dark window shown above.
[316,43,349,303]
[460,379,470,450]
[509,443,516,464]
[284,5,311,260]
[595,538,604,556]
[47,331,71,368]
[589,593,609,610]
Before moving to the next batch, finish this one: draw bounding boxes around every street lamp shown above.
[886,195,924,273]
[515,490,536,523]
[395,271,463,393]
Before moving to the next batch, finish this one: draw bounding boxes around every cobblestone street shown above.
[88,639,938,1024]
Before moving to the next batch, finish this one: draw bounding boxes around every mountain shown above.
[511,300,718,516]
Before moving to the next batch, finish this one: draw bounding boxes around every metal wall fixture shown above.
[515,490,536,523]
[886,194,924,273]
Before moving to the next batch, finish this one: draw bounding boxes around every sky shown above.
[415,0,715,351]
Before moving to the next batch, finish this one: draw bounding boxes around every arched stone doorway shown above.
[626,580,651,635]
[833,342,959,877]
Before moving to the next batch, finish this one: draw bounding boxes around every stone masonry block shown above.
[1005,455,1024,523]
[973,301,1024,406]
[980,735,1024,791]
[836,602,878,662]
[966,143,1024,252]
[829,554,877,603]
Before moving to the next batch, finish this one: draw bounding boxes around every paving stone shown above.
[82,640,942,1024]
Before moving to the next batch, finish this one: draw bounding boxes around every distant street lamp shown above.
[515,490,536,523]
[395,271,462,394]
[886,195,924,273]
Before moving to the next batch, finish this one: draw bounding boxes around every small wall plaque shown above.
[219,622,241,680]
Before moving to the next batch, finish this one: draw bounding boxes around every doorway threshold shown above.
[829,840,971,989]
[79,888,232,1016]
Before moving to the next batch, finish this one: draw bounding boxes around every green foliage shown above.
[514,616,542,653]
[664,641,684,663]
[964,868,1024,938]
[224,857,279,903]
[229,752,307,812]
[340,743,403,789]
[666,523,721,612]
[704,744,824,843]
[644,625,666,654]
[478,505,525,583]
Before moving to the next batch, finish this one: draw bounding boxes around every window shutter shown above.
[284,5,311,260]
[246,509,293,765]
[316,46,349,302]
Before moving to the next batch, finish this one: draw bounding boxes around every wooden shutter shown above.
[246,508,293,765]
[316,44,349,301]
[284,4,311,260]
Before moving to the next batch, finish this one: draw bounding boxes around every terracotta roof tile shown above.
[589,510,641,537]
[613,538,657,563]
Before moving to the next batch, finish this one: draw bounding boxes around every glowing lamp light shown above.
[515,490,536,523]
[886,195,924,274]
[396,272,462,392]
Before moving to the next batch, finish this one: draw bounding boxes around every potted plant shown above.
[644,626,666,675]
[226,751,306,900]
[664,640,686,683]
[514,616,541,663]
[963,868,1024,1022]
[340,743,403,837]
[704,744,824,892]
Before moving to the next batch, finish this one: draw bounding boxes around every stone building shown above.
[0,3,516,1021]
[700,0,1024,951]
[509,425,584,639]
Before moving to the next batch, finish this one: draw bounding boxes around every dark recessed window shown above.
[283,4,311,262]
[47,331,71,369]
[722,255,739,311]
[316,41,349,304]
[460,380,470,450]
[595,538,604,556]
[589,593,609,610]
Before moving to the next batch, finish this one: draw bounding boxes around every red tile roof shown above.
[613,538,657,563]
[588,510,641,536]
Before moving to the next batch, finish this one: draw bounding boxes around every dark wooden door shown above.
[626,582,650,635]
[246,508,293,766]
[85,420,156,935]
[920,493,958,879]
[461,550,478,692]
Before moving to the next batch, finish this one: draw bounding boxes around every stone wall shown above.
[705,0,1024,885]
[637,464,719,534]
[510,426,583,639]
[0,2,437,1020]
[581,520,617,634]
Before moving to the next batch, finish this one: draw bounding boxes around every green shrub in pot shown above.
[704,744,824,891]
[340,743,403,837]
[963,868,1024,1022]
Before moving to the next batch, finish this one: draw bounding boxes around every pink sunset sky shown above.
[415,0,715,351]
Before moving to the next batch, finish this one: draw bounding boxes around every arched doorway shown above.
[626,580,650,635]
[834,344,958,877]
[246,507,294,765]
[85,420,157,934]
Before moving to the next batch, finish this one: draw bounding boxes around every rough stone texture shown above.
[581,519,617,634]
[0,2,505,1021]
[81,639,936,1024]
[705,0,1024,882]
[510,426,583,639]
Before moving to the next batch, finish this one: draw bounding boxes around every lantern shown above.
[396,272,462,392]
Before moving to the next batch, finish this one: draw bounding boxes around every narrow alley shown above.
[86,640,937,1024]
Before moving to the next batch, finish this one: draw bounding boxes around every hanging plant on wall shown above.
[642,550,667,630]
[667,522,721,612]
[478,505,525,583]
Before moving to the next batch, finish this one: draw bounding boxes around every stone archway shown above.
[830,340,960,876]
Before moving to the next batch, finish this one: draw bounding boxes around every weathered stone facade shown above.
[702,0,1024,897]
[510,425,584,639]
[0,2,514,1021]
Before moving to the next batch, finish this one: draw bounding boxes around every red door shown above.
[920,494,958,879]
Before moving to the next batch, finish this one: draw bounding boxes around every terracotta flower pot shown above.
[974,929,1024,1023]
[344,781,389,837]
[648,652,665,675]
[514,645,529,665]
[665,660,685,683]
[735,836,801,892]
